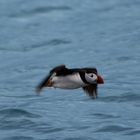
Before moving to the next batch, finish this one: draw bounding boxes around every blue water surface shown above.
[0,0,140,140]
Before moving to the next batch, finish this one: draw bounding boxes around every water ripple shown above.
[95,125,133,133]
[23,39,71,52]
[0,119,35,130]
[3,136,34,140]
[116,56,132,62]
[0,108,39,118]
[9,6,72,18]
[93,113,120,119]
[125,129,140,135]
[64,137,96,140]
[37,126,64,134]
[0,39,71,52]
[99,93,140,103]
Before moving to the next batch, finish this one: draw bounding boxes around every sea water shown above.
[0,0,140,139]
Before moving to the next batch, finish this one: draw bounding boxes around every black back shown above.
[50,65,97,75]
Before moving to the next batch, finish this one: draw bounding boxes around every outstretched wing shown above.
[82,84,98,98]
[36,73,52,93]
[36,65,66,92]
[36,71,57,93]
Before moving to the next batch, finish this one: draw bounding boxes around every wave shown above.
[3,136,34,140]
[93,113,120,119]
[0,108,39,118]
[125,129,140,135]
[95,125,133,133]
[9,6,72,18]
[99,92,140,103]
[0,39,71,52]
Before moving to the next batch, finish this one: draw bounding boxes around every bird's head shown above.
[85,73,104,84]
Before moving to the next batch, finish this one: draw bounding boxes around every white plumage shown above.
[52,73,86,89]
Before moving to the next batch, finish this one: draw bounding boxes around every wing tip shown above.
[82,84,98,98]
[35,87,41,93]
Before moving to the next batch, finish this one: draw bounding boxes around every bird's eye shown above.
[91,74,93,77]
[85,73,97,84]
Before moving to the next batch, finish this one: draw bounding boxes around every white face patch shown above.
[85,73,97,84]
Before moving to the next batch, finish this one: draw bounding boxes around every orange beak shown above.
[97,75,104,84]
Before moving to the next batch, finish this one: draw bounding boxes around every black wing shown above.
[36,64,67,92]
[82,84,98,98]
[36,73,52,93]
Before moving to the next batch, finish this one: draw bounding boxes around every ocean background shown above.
[0,0,140,139]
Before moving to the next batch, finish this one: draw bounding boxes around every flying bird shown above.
[36,65,104,98]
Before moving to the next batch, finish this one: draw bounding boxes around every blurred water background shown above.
[0,0,140,140]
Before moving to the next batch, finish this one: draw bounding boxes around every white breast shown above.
[51,73,86,89]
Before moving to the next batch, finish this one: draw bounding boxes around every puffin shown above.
[36,65,104,98]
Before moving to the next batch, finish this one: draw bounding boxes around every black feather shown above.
[36,74,51,93]
[82,84,98,98]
